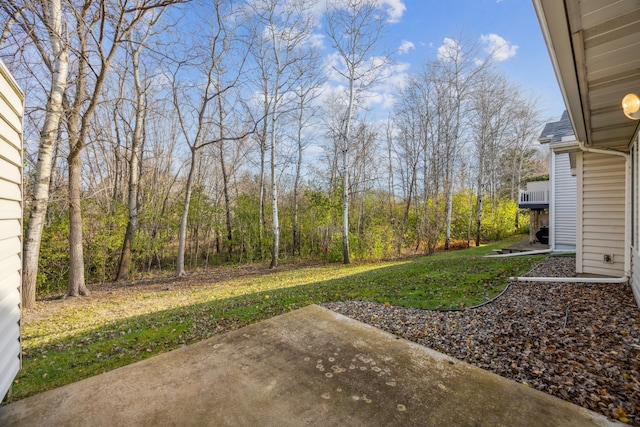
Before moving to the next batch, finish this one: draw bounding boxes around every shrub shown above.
[481,199,519,241]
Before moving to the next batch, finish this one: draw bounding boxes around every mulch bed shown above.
[323,256,640,425]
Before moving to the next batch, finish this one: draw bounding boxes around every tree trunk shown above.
[116,41,145,281]
[292,136,302,257]
[514,142,525,229]
[270,111,279,269]
[475,190,483,248]
[66,147,89,297]
[21,0,68,308]
[176,148,196,276]
[467,189,473,247]
[341,145,350,264]
[403,170,415,225]
[258,105,268,256]
[444,169,454,250]
[219,140,233,260]
[341,78,356,265]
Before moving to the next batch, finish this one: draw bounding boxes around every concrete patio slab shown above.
[0,305,620,426]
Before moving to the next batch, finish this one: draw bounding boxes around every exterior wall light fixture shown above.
[622,93,640,120]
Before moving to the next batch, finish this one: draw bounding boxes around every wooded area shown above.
[0,0,546,309]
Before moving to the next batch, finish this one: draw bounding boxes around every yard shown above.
[4,237,639,424]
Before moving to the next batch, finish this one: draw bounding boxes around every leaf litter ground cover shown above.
[325,256,640,425]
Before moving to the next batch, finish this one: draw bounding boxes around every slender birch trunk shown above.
[21,0,68,308]
[219,140,233,259]
[176,148,197,276]
[258,103,268,255]
[292,105,303,256]
[341,77,355,264]
[269,84,280,268]
[117,41,145,280]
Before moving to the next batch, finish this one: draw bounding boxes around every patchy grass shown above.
[5,236,543,403]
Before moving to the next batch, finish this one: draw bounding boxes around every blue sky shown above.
[342,0,566,120]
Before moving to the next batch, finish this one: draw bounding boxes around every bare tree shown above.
[431,34,490,250]
[384,118,395,218]
[247,0,319,268]
[288,46,322,256]
[393,65,443,252]
[325,0,387,264]
[172,0,255,276]
[62,0,181,297]
[349,121,379,235]
[139,96,182,271]
[394,75,425,229]
[1,0,69,308]
[507,93,542,198]
[469,69,513,246]
[116,10,165,281]
[213,85,251,260]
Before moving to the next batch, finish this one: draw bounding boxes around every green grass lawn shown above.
[5,236,545,404]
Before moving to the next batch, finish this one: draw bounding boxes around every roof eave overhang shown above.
[550,139,579,153]
[532,0,589,145]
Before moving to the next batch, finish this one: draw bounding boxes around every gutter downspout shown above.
[549,150,556,251]
[510,142,630,284]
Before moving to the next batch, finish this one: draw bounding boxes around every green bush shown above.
[37,211,70,295]
[360,224,394,259]
[83,200,127,283]
[481,198,519,241]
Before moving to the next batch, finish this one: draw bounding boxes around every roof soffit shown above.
[533,0,640,150]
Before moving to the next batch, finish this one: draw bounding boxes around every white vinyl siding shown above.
[577,152,625,276]
[0,60,23,401]
[552,152,576,248]
[633,249,640,308]
[632,138,640,308]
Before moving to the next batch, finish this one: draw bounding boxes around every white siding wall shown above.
[577,152,625,276]
[552,152,576,248]
[0,61,23,401]
[632,137,640,308]
[633,248,640,308]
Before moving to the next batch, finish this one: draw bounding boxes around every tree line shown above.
[0,0,546,309]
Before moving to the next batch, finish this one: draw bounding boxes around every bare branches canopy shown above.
[0,1,545,299]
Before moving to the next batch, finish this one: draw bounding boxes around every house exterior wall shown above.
[551,152,576,249]
[577,151,625,276]
[0,60,23,401]
[632,137,640,307]
[632,248,640,307]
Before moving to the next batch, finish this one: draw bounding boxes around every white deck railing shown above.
[519,189,550,206]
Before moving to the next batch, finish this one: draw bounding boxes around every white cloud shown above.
[323,52,344,82]
[319,56,411,113]
[437,38,461,62]
[480,33,518,62]
[381,0,406,23]
[398,40,415,55]
[307,32,325,49]
[369,61,411,108]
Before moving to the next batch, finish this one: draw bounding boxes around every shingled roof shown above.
[538,111,575,144]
